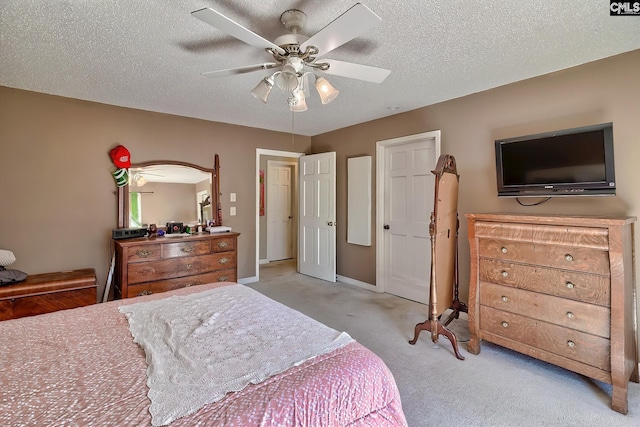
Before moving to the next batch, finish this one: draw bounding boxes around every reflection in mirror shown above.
[118,161,219,230]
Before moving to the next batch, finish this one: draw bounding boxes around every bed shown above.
[0,281,408,426]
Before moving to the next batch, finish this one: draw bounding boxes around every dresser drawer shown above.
[479,258,610,306]
[479,282,610,338]
[480,306,611,371]
[127,252,236,284]
[126,269,236,298]
[211,236,236,252]
[126,244,162,263]
[475,222,609,250]
[478,239,610,275]
[162,240,210,258]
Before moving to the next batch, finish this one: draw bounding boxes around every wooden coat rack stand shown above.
[408,154,467,360]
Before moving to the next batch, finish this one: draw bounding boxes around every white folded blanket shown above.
[119,284,353,426]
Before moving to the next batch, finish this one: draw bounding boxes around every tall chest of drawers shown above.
[114,232,239,299]
[466,213,637,414]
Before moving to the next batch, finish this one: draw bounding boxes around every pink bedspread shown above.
[0,282,408,426]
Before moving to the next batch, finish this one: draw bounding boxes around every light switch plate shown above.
[230,192,236,202]
[230,206,236,216]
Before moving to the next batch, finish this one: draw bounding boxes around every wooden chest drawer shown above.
[211,236,235,252]
[162,240,211,258]
[479,282,610,337]
[127,243,162,263]
[480,306,611,371]
[126,269,236,298]
[478,238,610,275]
[475,221,609,249]
[479,258,610,306]
[127,252,236,285]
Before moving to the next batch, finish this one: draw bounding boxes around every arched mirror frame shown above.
[117,158,221,229]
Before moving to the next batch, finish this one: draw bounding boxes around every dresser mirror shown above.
[117,160,220,230]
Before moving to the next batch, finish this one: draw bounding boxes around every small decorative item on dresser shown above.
[166,222,183,234]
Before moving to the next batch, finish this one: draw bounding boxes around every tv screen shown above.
[495,123,615,197]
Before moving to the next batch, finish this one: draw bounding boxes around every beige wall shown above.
[311,49,640,302]
[1,50,638,302]
[0,87,311,299]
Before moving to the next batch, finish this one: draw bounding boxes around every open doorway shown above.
[255,149,304,282]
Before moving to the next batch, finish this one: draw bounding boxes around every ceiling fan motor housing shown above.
[280,9,307,33]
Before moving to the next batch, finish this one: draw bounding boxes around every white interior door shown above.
[298,152,336,282]
[377,132,440,303]
[267,161,294,261]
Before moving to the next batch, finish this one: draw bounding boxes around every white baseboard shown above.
[336,275,379,292]
[259,259,270,265]
[238,276,258,284]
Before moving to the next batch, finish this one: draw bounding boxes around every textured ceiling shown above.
[2,1,639,136]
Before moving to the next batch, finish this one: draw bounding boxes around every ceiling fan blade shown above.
[192,8,285,55]
[300,3,381,58]
[321,59,390,83]
[201,63,280,78]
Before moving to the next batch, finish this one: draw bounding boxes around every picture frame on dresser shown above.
[466,213,637,414]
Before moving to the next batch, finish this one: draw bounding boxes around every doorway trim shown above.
[255,149,304,282]
[375,130,441,295]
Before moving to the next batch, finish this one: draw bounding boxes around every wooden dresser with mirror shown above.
[114,156,238,298]
[466,213,637,414]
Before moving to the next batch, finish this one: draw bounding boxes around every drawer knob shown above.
[564,254,574,262]
[500,247,508,254]
[566,281,575,289]
[501,296,509,302]
[181,246,194,253]
[566,312,575,319]
[219,257,230,265]
[567,340,576,348]
[137,290,153,296]
[184,283,193,287]
[186,263,192,269]
[501,270,509,277]
[501,321,509,328]
[217,241,229,248]
[217,276,228,282]
[136,250,151,258]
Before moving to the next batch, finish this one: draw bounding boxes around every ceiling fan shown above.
[191,2,391,112]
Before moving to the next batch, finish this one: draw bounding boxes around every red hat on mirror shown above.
[110,145,131,168]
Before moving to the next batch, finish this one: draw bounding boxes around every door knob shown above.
[384,224,390,230]
[328,221,333,226]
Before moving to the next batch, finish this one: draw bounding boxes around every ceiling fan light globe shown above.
[250,77,274,103]
[276,64,300,91]
[289,90,308,112]
[315,77,339,104]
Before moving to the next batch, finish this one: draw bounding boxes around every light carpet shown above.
[247,260,640,427]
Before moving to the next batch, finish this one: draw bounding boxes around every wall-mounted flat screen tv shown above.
[495,122,615,198]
